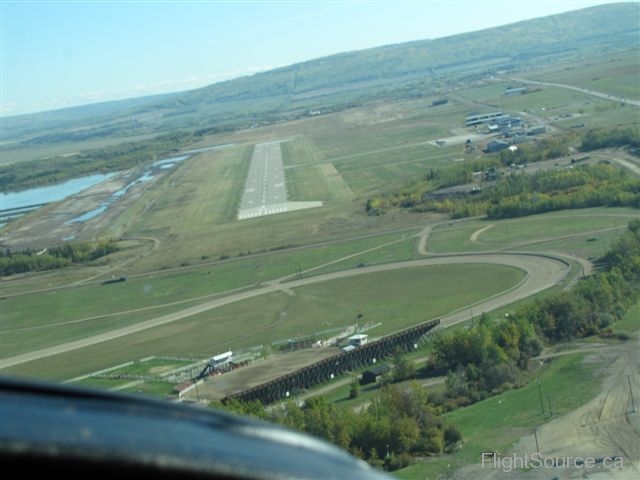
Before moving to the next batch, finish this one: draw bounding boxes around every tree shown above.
[349,378,360,399]
[392,348,415,381]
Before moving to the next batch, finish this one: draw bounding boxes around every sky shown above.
[0,0,631,117]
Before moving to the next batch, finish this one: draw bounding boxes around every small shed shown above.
[348,334,368,347]
[485,140,510,153]
[361,364,391,385]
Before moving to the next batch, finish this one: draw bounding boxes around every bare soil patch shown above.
[187,346,342,401]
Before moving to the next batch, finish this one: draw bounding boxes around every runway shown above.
[237,142,322,220]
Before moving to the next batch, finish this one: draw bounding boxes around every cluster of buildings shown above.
[464,110,546,153]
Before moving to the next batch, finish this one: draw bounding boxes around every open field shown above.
[529,49,640,102]
[1,259,530,379]
[427,208,640,254]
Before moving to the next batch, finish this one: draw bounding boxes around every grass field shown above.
[3,263,524,380]
[532,49,640,101]
[1,230,425,356]
[73,376,135,390]
[427,208,640,254]
[104,357,194,377]
[611,300,640,335]
[121,381,177,397]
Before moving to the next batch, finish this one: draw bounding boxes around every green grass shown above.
[427,208,639,254]
[395,353,604,479]
[106,358,194,377]
[327,379,384,406]
[509,228,626,260]
[1,231,425,357]
[299,234,420,277]
[0,304,205,357]
[281,136,324,167]
[70,376,134,390]
[122,381,177,398]
[611,301,640,335]
[339,150,458,197]
[285,162,354,202]
[3,263,524,380]
[281,136,355,202]
[476,211,636,246]
[533,49,640,101]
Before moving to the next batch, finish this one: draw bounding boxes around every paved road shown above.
[509,77,640,107]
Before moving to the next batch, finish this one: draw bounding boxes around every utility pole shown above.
[627,375,636,413]
[537,377,545,414]
[533,428,540,453]
[294,262,302,280]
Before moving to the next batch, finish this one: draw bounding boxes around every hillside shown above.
[1,2,638,148]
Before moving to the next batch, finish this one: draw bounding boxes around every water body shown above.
[0,173,115,212]
[1,144,235,227]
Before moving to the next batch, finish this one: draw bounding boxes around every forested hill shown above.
[178,2,638,103]
[2,2,638,145]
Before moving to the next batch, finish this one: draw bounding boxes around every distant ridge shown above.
[2,2,638,145]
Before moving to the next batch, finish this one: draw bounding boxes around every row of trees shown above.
[497,135,571,166]
[424,162,639,219]
[579,126,640,152]
[223,381,462,471]
[0,239,119,276]
[484,163,639,219]
[365,157,501,215]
